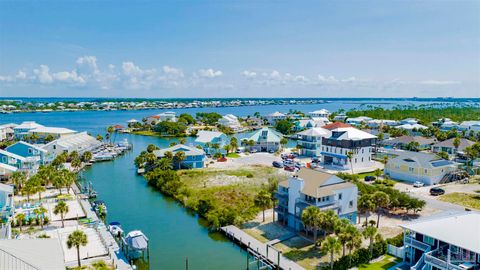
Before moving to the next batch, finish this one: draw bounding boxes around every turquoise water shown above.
[0,101,441,269]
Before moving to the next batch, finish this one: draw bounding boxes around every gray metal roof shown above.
[0,239,65,270]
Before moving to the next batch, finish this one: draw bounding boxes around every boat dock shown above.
[221,225,305,270]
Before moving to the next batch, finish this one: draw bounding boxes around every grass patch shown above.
[439,192,480,210]
[130,130,163,137]
[358,255,401,270]
[226,153,240,158]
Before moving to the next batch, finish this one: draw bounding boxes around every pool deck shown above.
[221,225,305,270]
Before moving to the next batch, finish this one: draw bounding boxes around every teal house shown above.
[153,144,206,169]
[6,141,48,165]
[194,130,228,155]
[243,127,282,152]
[0,149,40,177]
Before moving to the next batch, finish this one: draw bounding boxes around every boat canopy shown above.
[125,230,148,250]
[109,221,121,226]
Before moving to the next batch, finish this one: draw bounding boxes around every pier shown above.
[221,225,305,270]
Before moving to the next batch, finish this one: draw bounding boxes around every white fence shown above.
[388,244,405,259]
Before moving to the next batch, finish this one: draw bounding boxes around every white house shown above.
[384,150,456,185]
[397,123,428,135]
[265,112,287,125]
[320,127,377,171]
[366,119,399,128]
[42,132,102,161]
[243,127,282,152]
[217,114,243,132]
[28,126,76,140]
[308,109,330,118]
[13,121,44,138]
[459,121,480,134]
[146,111,177,125]
[296,127,331,157]
[400,118,419,125]
[346,116,372,126]
[275,168,358,231]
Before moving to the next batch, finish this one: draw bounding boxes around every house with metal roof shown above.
[275,168,358,231]
[28,126,76,140]
[194,130,228,155]
[346,116,373,126]
[153,144,206,169]
[296,127,331,157]
[218,114,243,132]
[384,150,456,185]
[265,111,287,125]
[397,123,428,135]
[41,131,102,162]
[399,212,480,270]
[307,109,330,118]
[6,141,48,165]
[0,149,40,176]
[242,127,282,152]
[13,121,44,138]
[146,111,177,125]
[0,239,65,270]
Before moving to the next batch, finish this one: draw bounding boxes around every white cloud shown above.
[16,70,27,80]
[419,80,461,85]
[242,70,257,78]
[197,68,223,78]
[162,65,184,78]
[52,70,86,85]
[33,65,53,84]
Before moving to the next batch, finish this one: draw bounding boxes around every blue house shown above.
[194,130,228,155]
[153,144,206,169]
[0,183,14,222]
[0,149,40,177]
[12,121,44,139]
[6,141,48,165]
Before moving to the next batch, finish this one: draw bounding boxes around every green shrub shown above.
[386,232,404,247]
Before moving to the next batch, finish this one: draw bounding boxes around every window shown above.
[355,158,357,163]
[349,200,353,207]
[409,167,414,172]
[361,157,364,162]
[338,193,342,200]
[423,235,435,246]
[28,148,33,154]
[362,149,364,154]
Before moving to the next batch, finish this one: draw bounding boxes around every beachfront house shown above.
[294,117,330,131]
[265,112,287,125]
[146,111,177,125]
[384,150,456,185]
[154,144,206,169]
[6,141,48,165]
[194,130,228,155]
[275,169,358,231]
[346,116,372,126]
[307,109,330,118]
[399,212,480,270]
[13,121,44,138]
[296,127,331,157]
[41,132,102,162]
[0,149,40,176]
[320,126,377,171]
[217,114,243,132]
[0,183,14,221]
[243,127,282,152]
[431,138,476,156]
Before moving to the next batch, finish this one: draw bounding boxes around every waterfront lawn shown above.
[358,255,401,270]
[276,237,328,270]
[438,192,480,210]
[130,130,163,137]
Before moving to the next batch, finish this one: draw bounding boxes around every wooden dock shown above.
[221,225,305,270]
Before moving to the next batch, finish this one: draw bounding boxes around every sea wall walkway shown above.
[221,225,305,270]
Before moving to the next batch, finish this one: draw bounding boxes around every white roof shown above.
[0,239,65,270]
[43,131,101,151]
[347,116,372,122]
[14,121,44,130]
[29,126,76,134]
[297,127,332,137]
[154,144,205,157]
[127,119,139,123]
[401,212,480,253]
[0,183,14,192]
[460,121,480,126]
[195,130,225,143]
[0,123,18,128]
[7,141,48,153]
[308,109,330,114]
[0,162,18,173]
[397,124,428,130]
[0,149,26,161]
[331,127,377,140]
[267,111,286,117]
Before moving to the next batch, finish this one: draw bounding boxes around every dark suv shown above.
[430,187,445,196]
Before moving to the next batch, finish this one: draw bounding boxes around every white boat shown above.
[108,221,124,238]
[123,230,149,259]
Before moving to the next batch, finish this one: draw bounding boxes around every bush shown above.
[386,232,404,247]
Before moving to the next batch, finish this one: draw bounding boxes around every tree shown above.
[230,137,238,152]
[301,206,321,243]
[321,236,342,270]
[363,226,378,256]
[358,194,375,225]
[173,151,186,169]
[96,134,103,141]
[274,120,294,135]
[164,151,173,160]
[374,169,382,179]
[147,144,159,153]
[372,191,390,228]
[71,157,82,172]
[453,137,461,153]
[34,206,48,229]
[346,151,354,174]
[155,158,173,171]
[106,126,115,144]
[81,151,92,162]
[29,175,45,201]
[10,171,26,193]
[346,230,362,266]
[178,138,187,145]
[254,190,271,222]
[15,213,26,231]
[54,200,69,228]
[67,230,88,267]
[280,137,288,150]
[437,151,449,160]
[223,144,232,154]
[319,210,339,236]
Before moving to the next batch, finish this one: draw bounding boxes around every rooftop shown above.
[247,127,282,142]
[154,144,205,157]
[297,127,331,137]
[287,168,355,198]
[29,126,76,134]
[330,127,377,140]
[195,130,226,143]
[401,212,480,253]
[0,239,65,270]
[322,122,352,130]
[432,137,476,151]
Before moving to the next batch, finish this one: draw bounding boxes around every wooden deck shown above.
[221,225,305,270]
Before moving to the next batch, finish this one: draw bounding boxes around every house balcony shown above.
[424,249,479,270]
[404,236,431,252]
[274,191,288,200]
[294,199,340,218]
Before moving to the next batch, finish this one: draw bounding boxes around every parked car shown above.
[272,161,284,168]
[283,160,294,167]
[251,149,258,153]
[430,187,445,196]
[311,157,320,163]
[364,176,376,182]
[269,149,275,153]
[284,166,295,172]
[413,181,425,188]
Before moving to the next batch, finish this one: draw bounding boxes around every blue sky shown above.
[0,1,478,98]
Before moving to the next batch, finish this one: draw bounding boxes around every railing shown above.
[411,253,426,270]
[0,248,41,270]
[404,236,431,251]
[424,250,470,270]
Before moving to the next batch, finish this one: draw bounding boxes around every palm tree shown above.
[321,236,341,270]
[10,171,26,193]
[374,169,382,179]
[81,151,92,162]
[23,179,35,202]
[205,142,211,154]
[358,194,375,225]
[34,206,48,229]
[96,134,103,141]
[346,151,354,174]
[319,210,338,236]
[178,138,187,145]
[230,137,238,152]
[280,137,288,150]
[71,157,82,172]
[382,155,389,165]
[346,231,362,266]
[54,200,69,228]
[29,175,45,201]
[106,126,115,144]
[67,230,88,267]
[254,190,271,222]
[212,143,220,154]
[164,151,173,160]
[174,151,186,169]
[453,137,461,154]
[15,213,26,231]
[155,158,173,171]
[61,169,76,193]
[372,191,389,228]
[301,206,321,243]
[223,144,232,154]
[363,226,378,256]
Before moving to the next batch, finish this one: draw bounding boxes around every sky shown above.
[0,0,479,98]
